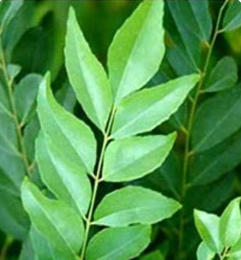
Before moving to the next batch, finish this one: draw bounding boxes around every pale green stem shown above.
[177,0,230,258]
[79,107,116,260]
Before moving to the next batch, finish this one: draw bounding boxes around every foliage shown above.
[0,1,241,260]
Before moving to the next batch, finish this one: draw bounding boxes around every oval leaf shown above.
[197,242,215,260]
[192,87,241,153]
[94,186,181,227]
[86,225,151,260]
[21,179,84,260]
[37,73,97,174]
[219,197,241,247]
[36,133,92,217]
[103,133,176,182]
[222,1,241,32]
[65,8,112,131]
[194,210,223,254]
[111,74,200,139]
[108,0,165,105]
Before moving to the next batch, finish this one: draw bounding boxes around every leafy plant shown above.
[1,0,241,260]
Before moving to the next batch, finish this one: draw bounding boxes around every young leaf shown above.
[197,242,215,260]
[108,0,165,105]
[36,133,92,217]
[37,73,97,174]
[111,74,200,139]
[222,1,241,32]
[65,8,112,131]
[86,225,151,260]
[94,186,181,227]
[219,197,241,247]
[102,133,176,182]
[203,57,238,93]
[21,179,84,260]
[228,237,241,260]
[192,87,241,153]
[14,74,42,124]
[194,210,222,254]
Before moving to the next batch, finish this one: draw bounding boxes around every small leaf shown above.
[228,237,241,260]
[36,133,92,217]
[86,225,151,260]
[194,210,222,253]
[65,8,112,131]
[108,0,165,105]
[7,64,21,81]
[103,133,176,182]
[111,74,200,139]
[21,179,84,260]
[37,73,97,174]
[192,87,241,153]
[222,1,241,32]
[219,197,241,247]
[203,57,238,93]
[197,242,215,260]
[14,74,42,124]
[94,186,181,227]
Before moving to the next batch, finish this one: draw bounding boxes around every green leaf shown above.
[30,227,72,260]
[7,64,21,81]
[190,131,241,186]
[197,242,215,260]
[219,197,241,247]
[203,57,238,93]
[222,1,241,32]
[103,133,176,182]
[108,0,165,105]
[228,237,241,260]
[140,250,164,260]
[192,87,241,153]
[65,8,112,131]
[0,0,23,30]
[86,225,151,260]
[194,210,223,253]
[94,186,181,227]
[111,74,200,139]
[36,133,92,217]
[0,189,29,240]
[14,74,42,125]
[37,73,97,173]
[21,179,84,260]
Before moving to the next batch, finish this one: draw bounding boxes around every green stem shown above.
[177,1,229,258]
[0,30,32,177]
[0,236,13,260]
[79,108,116,260]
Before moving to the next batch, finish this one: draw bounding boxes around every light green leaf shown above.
[197,242,215,260]
[94,186,181,227]
[86,225,151,260]
[111,74,200,139]
[228,237,241,260]
[21,179,84,260]
[36,133,92,217]
[103,133,176,182]
[203,57,238,93]
[14,74,42,124]
[192,87,241,153]
[140,250,164,260]
[65,8,112,131]
[30,227,72,260]
[220,197,241,247]
[108,0,165,105]
[222,1,241,32]
[37,73,96,173]
[194,210,223,253]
